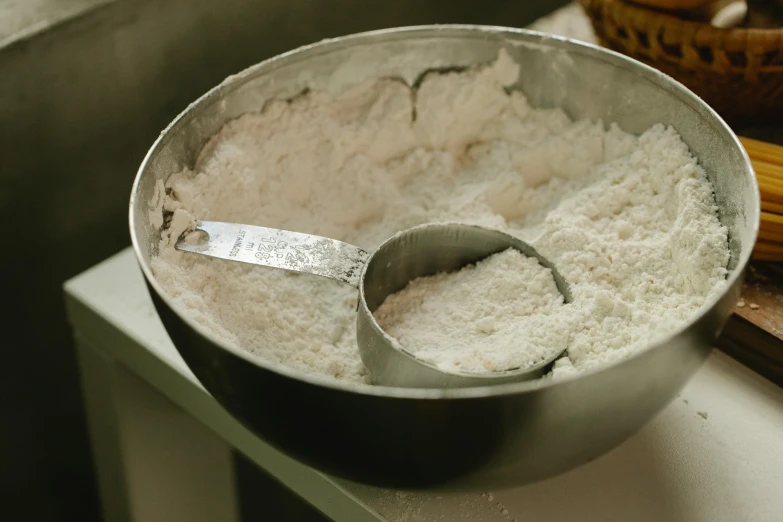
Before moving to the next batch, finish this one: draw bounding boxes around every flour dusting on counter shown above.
[150,49,729,384]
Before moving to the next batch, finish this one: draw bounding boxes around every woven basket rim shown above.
[581,0,783,50]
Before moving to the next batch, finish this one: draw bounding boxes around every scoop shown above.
[176,221,571,388]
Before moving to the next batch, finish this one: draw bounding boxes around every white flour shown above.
[150,50,729,384]
[374,248,567,374]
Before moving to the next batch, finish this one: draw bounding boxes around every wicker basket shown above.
[579,0,783,124]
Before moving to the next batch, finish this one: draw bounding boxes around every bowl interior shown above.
[131,26,758,396]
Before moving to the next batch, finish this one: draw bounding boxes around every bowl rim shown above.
[129,24,759,400]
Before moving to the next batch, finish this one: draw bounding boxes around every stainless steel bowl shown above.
[129,26,759,489]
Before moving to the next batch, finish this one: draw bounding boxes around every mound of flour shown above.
[150,50,729,384]
[374,248,568,374]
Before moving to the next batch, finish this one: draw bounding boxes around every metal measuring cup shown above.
[177,221,571,388]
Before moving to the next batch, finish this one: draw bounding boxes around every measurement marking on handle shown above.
[176,221,369,287]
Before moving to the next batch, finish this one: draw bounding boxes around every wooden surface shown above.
[736,264,783,339]
[718,263,783,387]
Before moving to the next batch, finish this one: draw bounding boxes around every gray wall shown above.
[0,1,567,519]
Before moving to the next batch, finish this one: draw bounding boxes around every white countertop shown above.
[65,248,783,522]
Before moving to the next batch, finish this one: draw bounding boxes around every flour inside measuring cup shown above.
[374,248,568,374]
[150,49,729,384]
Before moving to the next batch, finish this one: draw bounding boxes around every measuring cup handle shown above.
[176,221,369,287]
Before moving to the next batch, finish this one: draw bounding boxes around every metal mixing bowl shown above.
[129,26,759,489]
